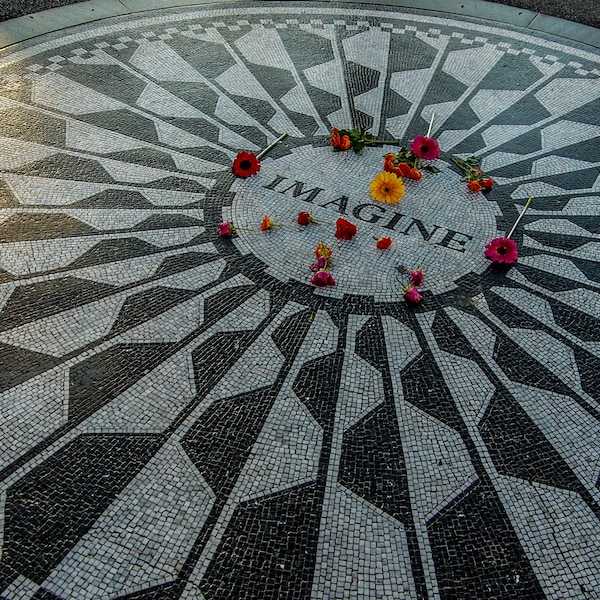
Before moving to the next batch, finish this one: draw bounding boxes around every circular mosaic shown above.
[0,4,600,600]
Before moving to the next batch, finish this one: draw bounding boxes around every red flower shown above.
[410,135,440,161]
[467,179,482,192]
[481,178,494,189]
[404,286,423,304]
[376,236,393,249]
[216,222,232,237]
[298,211,314,225]
[484,237,519,264]
[311,270,336,286]
[409,268,424,286]
[232,151,261,178]
[335,217,357,240]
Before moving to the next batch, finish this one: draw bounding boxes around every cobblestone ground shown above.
[0,3,599,599]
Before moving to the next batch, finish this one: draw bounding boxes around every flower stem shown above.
[256,132,289,159]
[426,111,436,138]
[506,196,533,239]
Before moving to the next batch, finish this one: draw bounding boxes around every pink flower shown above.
[216,222,232,237]
[410,135,440,161]
[311,270,336,286]
[409,268,424,286]
[485,237,519,264]
[310,256,328,272]
[404,285,423,304]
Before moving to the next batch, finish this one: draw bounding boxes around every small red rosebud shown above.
[376,236,393,249]
[481,178,494,189]
[404,286,423,304]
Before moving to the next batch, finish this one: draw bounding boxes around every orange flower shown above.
[397,162,412,177]
[330,128,341,148]
[408,168,422,181]
[467,180,482,192]
[339,135,351,150]
[261,215,276,230]
[315,242,333,259]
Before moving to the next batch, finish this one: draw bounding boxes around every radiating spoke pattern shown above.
[0,5,599,599]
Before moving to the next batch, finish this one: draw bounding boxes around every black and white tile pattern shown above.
[0,3,599,598]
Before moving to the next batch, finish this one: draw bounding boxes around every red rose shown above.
[376,236,392,249]
[298,211,312,225]
[481,178,494,189]
[335,217,357,240]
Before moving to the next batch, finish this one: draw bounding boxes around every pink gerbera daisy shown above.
[410,135,440,160]
[484,237,519,264]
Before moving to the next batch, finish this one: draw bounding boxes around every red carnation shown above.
[335,217,357,240]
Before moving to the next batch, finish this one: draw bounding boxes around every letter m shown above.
[279,181,324,204]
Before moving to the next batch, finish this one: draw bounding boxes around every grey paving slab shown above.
[0,2,598,599]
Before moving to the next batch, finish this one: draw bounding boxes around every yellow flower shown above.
[369,171,405,204]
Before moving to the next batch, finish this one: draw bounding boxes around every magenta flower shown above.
[311,271,336,287]
[217,222,232,237]
[404,285,423,304]
[410,135,440,161]
[310,256,328,272]
[409,268,424,286]
[485,237,519,264]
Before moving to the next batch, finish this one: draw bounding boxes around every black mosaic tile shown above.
[0,343,60,393]
[479,389,583,491]
[200,483,322,600]
[0,277,116,331]
[549,299,600,341]
[0,434,162,586]
[68,343,175,421]
[430,310,476,360]
[0,108,65,146]
[271,309,313,360]
[428,482,546,600]
[493,331,574,396]
[0,214,96,243]
[573,347,600,402]
[354,316,387,371]
[71,189,154,209]
[181,388,275,500]
[109,287,198,335]
[292,352,343,430]
[105,148,177,172]
[68,239,164,268]
[16,155,116,183]
[339,403,411,524]
[400,352,466,433]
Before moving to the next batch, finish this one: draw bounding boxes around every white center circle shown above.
[229,145,501,299]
